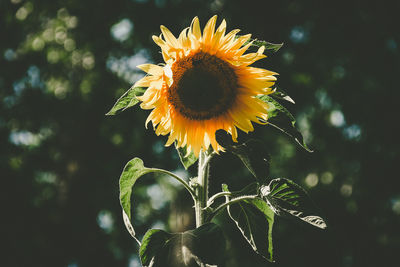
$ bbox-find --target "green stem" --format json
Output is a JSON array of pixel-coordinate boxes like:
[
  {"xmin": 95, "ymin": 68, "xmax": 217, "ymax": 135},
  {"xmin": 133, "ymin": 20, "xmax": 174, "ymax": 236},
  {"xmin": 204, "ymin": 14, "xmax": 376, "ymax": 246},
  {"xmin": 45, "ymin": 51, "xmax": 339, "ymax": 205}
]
[
  {"xmin": 207, "ymin": 191, "xmax": 232, "ymax": 207},
  {"xmin": 194, "ymin": 150, "xmax": 213, "ymax": 227},
  {"xmin": 206, "ymin": 195, "xmax": 259, "ymax": 221}
]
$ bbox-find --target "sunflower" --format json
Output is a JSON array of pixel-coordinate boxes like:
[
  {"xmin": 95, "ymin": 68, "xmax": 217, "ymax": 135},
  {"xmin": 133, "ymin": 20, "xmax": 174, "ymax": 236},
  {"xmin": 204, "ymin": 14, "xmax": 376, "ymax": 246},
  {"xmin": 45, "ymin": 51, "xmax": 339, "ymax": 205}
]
[{"xmin": 135, "ymin": 16, "xmax": 277, "ymax": 156}]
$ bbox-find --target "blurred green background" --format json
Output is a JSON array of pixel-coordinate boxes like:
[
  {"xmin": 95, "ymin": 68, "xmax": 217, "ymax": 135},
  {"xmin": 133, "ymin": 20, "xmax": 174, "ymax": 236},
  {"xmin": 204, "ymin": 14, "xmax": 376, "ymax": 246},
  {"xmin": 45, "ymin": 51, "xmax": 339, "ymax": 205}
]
[{"xmin": 1, "ymin": 0, "xmax": 399, "ymax": 266}]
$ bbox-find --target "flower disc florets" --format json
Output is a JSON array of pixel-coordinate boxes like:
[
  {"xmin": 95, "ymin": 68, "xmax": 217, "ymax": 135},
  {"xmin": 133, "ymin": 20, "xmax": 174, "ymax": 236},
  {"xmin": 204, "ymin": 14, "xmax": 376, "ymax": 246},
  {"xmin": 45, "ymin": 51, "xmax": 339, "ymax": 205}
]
[{"xmin": 168, "ymin": 51, "xmax": 237, "ymax": 120}]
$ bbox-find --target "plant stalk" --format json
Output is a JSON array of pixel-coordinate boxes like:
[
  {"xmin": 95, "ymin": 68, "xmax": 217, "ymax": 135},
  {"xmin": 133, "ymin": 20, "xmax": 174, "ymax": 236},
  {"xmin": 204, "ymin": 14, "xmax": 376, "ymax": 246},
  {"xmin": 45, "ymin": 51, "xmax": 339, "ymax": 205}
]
[{"xmin": 194, "ymin": 150, "xmax": 211, "ymax": 227}]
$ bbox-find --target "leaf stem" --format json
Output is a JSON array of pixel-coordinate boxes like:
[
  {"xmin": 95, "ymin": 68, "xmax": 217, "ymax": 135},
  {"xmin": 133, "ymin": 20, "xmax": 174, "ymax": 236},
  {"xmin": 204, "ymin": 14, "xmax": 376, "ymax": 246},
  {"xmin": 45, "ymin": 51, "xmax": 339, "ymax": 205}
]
[
  {"xmin": 207, "ymin": 191, "xmax": 232, "ymax": 207},
  {"xmin": 207, "ymin": 195, "xmax": 259, "ymax": 221},
  {"xmin": 149, "ymin": 168, "xmax": 196, "ymax": 199}
]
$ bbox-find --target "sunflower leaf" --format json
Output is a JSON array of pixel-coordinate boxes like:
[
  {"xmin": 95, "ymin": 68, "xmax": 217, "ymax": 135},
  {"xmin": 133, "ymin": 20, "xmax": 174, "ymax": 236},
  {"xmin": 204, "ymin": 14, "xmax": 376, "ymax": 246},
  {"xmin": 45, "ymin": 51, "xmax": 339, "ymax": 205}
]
[
  {"xmin": 139, "ymin": 223, "xmax": 225, "ymax": 267},
  {"xmin": 270, "ymin": 89, "xmax": 295, "ymax": 104},
  {"xmin": 261, "ymin": 178, "xmax": 327, "ymax": 229},
  {"xmin": 215, "ymin": 131, "xmax": 270, "ymax": 183},
  {"xmin": 250, "ymin": 39, "xmax": 283, "ymax": 53},
  {"xmin": 139, "ymin": 229, "xmax": 171, "ymax": 266},
  {"xmin": 259, "ymin": 95, "xmax": 313, "ymax": 152},
  {"xmin": 106, "ymin": 86, "xmax": 146, "ymax": 115},
  {"xmin": 268, "ymin": 118, "xmax": 313, "ymax": 152},
  {"xmin": 119, "ymin": 157, "xmax": 155, "ymax": 238},
  {"xmin": 225, "ymin": 183, "xmax": 275, "ymax": 262},
  {"xmin": 175, "ymin": 143, "xmax": 198, "ymax": 170},
  {"xmin": 259, "ymin": 95, "xmax": 295, "ymax": 122}
]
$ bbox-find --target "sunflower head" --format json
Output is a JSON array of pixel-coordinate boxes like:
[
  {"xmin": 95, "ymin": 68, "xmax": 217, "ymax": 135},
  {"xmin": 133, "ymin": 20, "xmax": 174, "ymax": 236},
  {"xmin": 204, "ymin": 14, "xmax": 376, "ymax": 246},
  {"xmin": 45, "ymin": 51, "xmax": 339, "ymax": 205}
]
[{"xmin": 135, "ymin": 16, "xmax": 277, "ymax": 156}]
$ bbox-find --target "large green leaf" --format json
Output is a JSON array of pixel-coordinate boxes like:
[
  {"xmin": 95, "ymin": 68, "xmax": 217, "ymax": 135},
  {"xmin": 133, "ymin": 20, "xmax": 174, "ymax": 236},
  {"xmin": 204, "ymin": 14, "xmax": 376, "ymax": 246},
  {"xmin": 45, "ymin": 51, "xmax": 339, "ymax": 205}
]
[
  {"xmin": 261, "ymin": 178, "xmax": 327, "ymax": 229},
  {"xmin": 119, "ymin": 157, "xmax": 155, "ymax": 237},
  {"xmin": 106, "ymin": 86, "xmax": 146, "ymax": 115},
  {"xmin": 139, "ymin": 223, "xmax": 225, "ymax": 267},
  {"xmin": 228, "ymin": 199, "xmax": 274, "ymax": 262},
  {"xmin": 139, "ymin": 229, "xmax": 171, "ymax": 266},
  {"xmin": 175, "ymin": 143, "xmax": 198, "ymax": 170},
  {"xmin": 226, "ymin": 184, "xmax": 275, "ymax": 262},
  {"xmin": 216, "ymin": 130, "xmax": 270, "ymax": 183},
  {"xmin": 259, "ymin": 95, "xmax": 313, "ymax": 152}
]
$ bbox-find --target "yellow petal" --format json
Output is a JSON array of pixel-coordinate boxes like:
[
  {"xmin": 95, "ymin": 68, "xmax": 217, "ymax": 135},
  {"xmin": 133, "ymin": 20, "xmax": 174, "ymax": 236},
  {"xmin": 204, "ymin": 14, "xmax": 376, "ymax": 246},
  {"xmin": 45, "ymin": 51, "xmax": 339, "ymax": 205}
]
[
  {"xmin": 178, "ymin": 27, "xmax": 190, "ymax": 49},
  {"xmin": 203, "ymin": 15, "xmax": 217, "ymax": 44},
  {"xmin": 160, "ymin": 25, "xmax": 179, "ymax": 48},
  {"xmin": 133, "ymin": 76, "xmax": 155, "ymax": 87},
  {"xmin": 152, "ymin": 35, "xmax": 167, "ymax": 49},
  {"xmin": 137, "ymin": 64, "xmax": 164, "ymax": 76},
  {"xmin": 190, "ymin": 17, "xmax": 202, "ymax": 40},
  {"xmin": 230, "ymin": 34, "xmax": 252, "ymax": 50}
]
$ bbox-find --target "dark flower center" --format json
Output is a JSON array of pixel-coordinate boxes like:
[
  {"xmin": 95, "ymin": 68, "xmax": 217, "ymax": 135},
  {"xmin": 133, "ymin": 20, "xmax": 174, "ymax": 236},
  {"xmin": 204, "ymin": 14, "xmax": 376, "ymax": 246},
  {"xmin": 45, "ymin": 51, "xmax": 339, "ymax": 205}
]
[{"xmin": 168, "ymin": 51, "xmax": 238, "ymax": 120}]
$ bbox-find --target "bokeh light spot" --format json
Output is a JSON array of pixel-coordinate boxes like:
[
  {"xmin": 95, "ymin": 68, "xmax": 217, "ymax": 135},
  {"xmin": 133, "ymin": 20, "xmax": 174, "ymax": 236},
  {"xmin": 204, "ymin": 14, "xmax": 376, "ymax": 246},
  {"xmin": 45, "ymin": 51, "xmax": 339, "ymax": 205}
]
[
  {"xmin": 315, "ymin": 89, "xmax": 333, "ymax": 110},
  {"xmin": 64, "ymin": 38, "xmax": 76, "ymax": 51},
  {"xmin": 42, "ymin": 28, "xmax": 54, "ymax": 42},
  {"xmin": 82, "ymin": 52, "xmax": 95, "ymax": 70},
  {"xmin": 290, "ymin": 26, "xmax": 309, "ymax": 44},
  {"xmin": 111, "ymin": 134, "xmax": 123, "ymax": 146},
  {"xmin": 47, "ymin": 49, "xmax": 61, "ymax": 64},
  {"xmin": 35, "ymin": 171, "xmax": 57, "ymax": 184},
  {"xmin": 4, "ymin": 49, "xmax": 17, "ymax": 61},
  {"xmin": 332, "ymin": 65, "xmax": 346, "ymax": 80},
  {"xmin": 282, "ymin": 51, "xmax": 294, "ymax": 64},
  {"xmin": 391, "ymin": 198, "xmax": 400, "ymax": 215},
  {"xmin": 97, "ymin": 210, "xmax": 114, "ymax": 233},
  {"xmin": 111, "ymin": 18, "xmax": 134, "ymax": 42},
  {"xmin": 321, "ymin": 171, "xmax": 334, "ymax": 185},
  {"xmin": 330, "ymin": 110, "xmax": 345, "ymax": 127},
  {"xmin": 146, "ymin": 184, "xmax": 167, "ymax": 210},
  {"xmin": 46, "ymin": 78, "xmax": 70, "ymax": 99},
  {"xmin": 32, "ymin": 37, "xmax": 45, "ymax": 51},
  {"xmin": 9, "ymin": 157, "xmax": 23, "ymax": 170},
  {"xmin": 55, "ymin": 27, "xmax": 67, "ymax": 44},
  {"xmin": 340, "ymin": 184, "xmax": 353, "ymax": 197},
  {"xmin": 386, "ymin": 38, "xmax": 397, "ymax": 52},
  {"xmin": 152, "ymin": 140, "xmax": 165, "ymax": 154},
  {"xmin": 9, "ymin": 130, "xmax": 41, "ymax": 146},
  {"xmin": 106, "ymin": 49, "xmax": 151, "ymax": 82},
  {"xmin": 343, "ymin": 124, "xmax": 362, "ymax": 141},
  {"xmin": 305, "ymin": 173, "xmax": 319, "ymax": 187},
  {"xmin": 66, "ymin": 16, "xmax": 78, "ymax": 28},
  {"xmin": 16, "ymin": 2, "xmax": 33, "ymax": 21},
  {"xmin": 128, "ymin": 255, "xmax": 141, "ymax": 267}
]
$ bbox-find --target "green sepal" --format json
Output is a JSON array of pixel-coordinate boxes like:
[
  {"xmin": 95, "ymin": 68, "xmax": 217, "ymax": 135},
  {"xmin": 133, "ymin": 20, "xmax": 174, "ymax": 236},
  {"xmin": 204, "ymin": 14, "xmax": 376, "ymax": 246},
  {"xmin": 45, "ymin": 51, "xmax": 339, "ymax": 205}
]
[
  {"xmin": 106, "ymin": 86, "xmax": 146, "ymax": 115},
  {"xmin": 139, "ymin": 223, "xmax": 226, "ymax": 267},
  {"xmin": 259, "ymin": 95, "xmax": 313, "ymax": 152},
  {"xmin": 262, "ymin": 178, "xmax": 327, "ymax": 229},
  {"xmin": 175, "ymin": 143, "xmax": 198, "ymax": 170}
]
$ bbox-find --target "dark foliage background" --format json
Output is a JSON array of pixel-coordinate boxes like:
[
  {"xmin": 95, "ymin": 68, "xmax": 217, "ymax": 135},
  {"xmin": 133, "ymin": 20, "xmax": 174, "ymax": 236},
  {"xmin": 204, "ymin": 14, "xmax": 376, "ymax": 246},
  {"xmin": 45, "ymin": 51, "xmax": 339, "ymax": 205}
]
[{"xmin": 1, "ymin": 0, "xmax": 399, "ymax": 266}]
